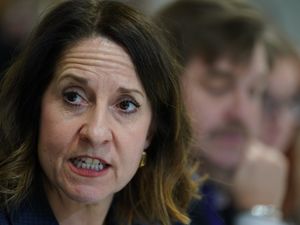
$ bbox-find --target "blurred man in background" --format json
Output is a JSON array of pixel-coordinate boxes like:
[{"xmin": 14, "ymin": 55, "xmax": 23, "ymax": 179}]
[{"xmin": 155, "ymin": 0, "xmax": 288, "ymax": 224}]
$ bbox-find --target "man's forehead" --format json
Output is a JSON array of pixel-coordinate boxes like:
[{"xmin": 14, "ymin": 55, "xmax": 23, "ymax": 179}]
[
  {"xmin": 194, "ymin": 41, "xmax": 268, "ymax": 70},
  {"xmin": 200, "ymin": 46, "xmax": 268, "ymax": 79}
]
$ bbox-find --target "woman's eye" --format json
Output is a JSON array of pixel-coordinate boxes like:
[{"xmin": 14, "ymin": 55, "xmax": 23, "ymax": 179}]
[
  {"xmin": 63, "ymin": 90, "xmax": 85, "ymax": 106},
  {"xmin": 117, "ymin": 99, "xmax": 140, "ymax": 114}
]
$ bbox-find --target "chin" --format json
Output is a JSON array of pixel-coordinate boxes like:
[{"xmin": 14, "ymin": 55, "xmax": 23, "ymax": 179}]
[
  {"xmin": 65, "ymin": 185, "xmax": 114, "ymax": 204},
  {"xmin": 210, "ymin": 152, "xmax": 241, "ymax": 169}
]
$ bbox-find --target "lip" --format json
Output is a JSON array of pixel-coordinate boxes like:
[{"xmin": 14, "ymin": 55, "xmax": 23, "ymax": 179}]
[
  {"xmin": 213, "ymin": 133, "xmax": 245, "ymax": 146},
  {"xmin": 68, "ymin": 155, "xmax": 111, "ymax": 177}
]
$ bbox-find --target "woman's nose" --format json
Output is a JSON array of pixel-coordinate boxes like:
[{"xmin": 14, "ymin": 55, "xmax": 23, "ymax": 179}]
[{"xmin": 79, "ymin": 108, "xmax": 113, "ymax": 148}]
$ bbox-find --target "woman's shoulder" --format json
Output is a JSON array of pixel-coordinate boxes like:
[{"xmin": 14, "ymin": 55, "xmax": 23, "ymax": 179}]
[
  {"xmin": 0, "ymin": 186, "xmax": 59, "ymax": 225},
  {"xmin": 0, "ymin": 208, "xmax": 10, "ymax": 225}
]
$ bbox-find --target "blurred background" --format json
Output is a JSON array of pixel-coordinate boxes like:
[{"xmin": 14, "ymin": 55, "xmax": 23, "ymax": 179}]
[
  {"xmin": 1, "ymin": 0, "xmax": 300, "ymax": 76},
  {"xmin": 0, "ymin": 0, "xmax": 62, "ymax": 76}
]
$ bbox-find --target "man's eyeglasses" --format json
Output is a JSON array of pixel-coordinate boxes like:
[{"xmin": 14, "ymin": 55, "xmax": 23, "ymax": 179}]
[{"xmin": 263, "ymin": 92, "xmax": 300, "ymax": 116}]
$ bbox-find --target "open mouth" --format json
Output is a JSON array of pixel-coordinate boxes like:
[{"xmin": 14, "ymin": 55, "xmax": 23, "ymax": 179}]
[{"xmin": 70, "ymin": 156, "xmax": 109, "ymax": 172}]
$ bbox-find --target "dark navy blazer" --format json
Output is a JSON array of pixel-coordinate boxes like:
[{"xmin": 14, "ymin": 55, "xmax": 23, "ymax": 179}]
[
  {"xmin": 0, "ymin": 187, "xmax": 58, "ymax": 225},
  {"xmin": 184, "ymin": 183, "xmax": 234, "ymax": 225},
  {"xmin": 0, "ymin": 185, "xmax": 118, "ymax": 225}
]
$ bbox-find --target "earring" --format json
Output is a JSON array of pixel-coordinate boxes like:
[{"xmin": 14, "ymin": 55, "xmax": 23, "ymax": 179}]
[{"xmin": 139, "ymin": 151, "xmax": 147, "ymax": 168}]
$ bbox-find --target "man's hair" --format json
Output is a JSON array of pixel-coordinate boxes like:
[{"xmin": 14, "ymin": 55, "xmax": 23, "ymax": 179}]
[{"xmin": 155, "ymin": 0, "xmax": 266, "ymax": 65}]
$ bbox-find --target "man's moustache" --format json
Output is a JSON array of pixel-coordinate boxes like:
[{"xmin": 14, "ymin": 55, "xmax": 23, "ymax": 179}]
[{"xmin": 208, "ymin": 121, "xmax": 249, "ymax": 139}]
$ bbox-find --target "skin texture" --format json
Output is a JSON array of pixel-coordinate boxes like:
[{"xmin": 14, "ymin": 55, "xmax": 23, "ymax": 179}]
[
  {"xmin": 261, "ymin": 57, "xmax": 300, "ymax": 151},
  {"xmin": 181, "ymin": 43, "xmax": 267, "ymax": 179},
  {"xmin": 38, "ymin": 37, "xmax": 152, "ymax": 225}
]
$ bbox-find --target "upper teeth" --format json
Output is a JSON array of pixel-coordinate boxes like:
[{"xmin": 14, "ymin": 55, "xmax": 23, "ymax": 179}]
[{"xmin": 72, "ymin": 157, "xmax": 106, "ymax": 171}]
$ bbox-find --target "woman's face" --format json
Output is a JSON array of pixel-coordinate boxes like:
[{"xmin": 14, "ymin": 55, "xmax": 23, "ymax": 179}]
[
  {"xmin": 261, "ymin": 57, "xmax": 299, "ymax": 151},
  {"xmin": 38, "ymin": 37, "xmax": 152, "ymax": 205}
]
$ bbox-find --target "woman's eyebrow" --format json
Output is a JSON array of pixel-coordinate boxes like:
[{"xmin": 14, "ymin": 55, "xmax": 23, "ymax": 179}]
[
  {"xmin": 57, "ymin": 73, "xmax": 89, "ymax": 85},
  {"xmin": 57, "ymin": 74, "xmax": 145, "ymax": 98},
  {"xmin": 117, "ymin": 87, "xmax": 145, "ymax": 98}
]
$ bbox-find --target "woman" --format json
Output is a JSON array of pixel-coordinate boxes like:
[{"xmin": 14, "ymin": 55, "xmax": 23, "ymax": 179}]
[
  {"xmin": 0, "ymin": 1, "xmax": 198, "ymax": 225},
  {"xmin": 261, "ymin": 27, "xmax": 300, "ymax": 224}
]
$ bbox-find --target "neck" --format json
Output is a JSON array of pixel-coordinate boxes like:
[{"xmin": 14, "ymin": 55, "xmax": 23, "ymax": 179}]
[
  {"xmin": 44, "ymin": 183, "xmax": 113, "ymax": 225},
  {"xmin": 53, "ymin": 202, "xmax": 110, "ymax": 225}
]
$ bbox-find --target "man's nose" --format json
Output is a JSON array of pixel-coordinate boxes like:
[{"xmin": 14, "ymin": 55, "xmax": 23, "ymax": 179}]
[{"xmin": 227, "ymin": 88, "xmax": 249, "ymax": 120}]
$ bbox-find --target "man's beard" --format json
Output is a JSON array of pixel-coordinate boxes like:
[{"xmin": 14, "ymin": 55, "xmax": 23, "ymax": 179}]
[{"xmin": 194, "ymin": 118, "xmax": 252, "ymax": 182}]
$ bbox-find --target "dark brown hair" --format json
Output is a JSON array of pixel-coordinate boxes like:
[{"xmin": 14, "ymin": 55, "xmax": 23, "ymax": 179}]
[
  {"xmin": 155, "ymin": 0, "xmax": 266, "ymax": 66},
  {"xmin": 0, "ymin": 1, "xmax": 197, "ymax": 224}
]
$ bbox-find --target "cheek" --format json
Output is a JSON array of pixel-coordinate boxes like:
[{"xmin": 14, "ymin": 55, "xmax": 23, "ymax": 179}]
[
  {"xmin": 190, "ymin": 97, "xmax": 226, "ymax": 133},
  {"xmin": 184, "ymin": 96, "xmax": 220, "ymax": 153},
  {"xmin": 250, "ymin": 100, "xmax": 262, "ymax": 116},
  {"xmin": 122, "ymin": 125, "xmax": 149, "ymax": 152},
  {"xmin": 38, "ymin": 115, "xmax": 63, "ymax": 177},
  {"xmin": 115, "ymin": 129, "xmax": 147, "ymax": 188},
  {"xmin": 183, "ymin": 89, "xmax": 210, "ymax": 128},
  {"xmin": 39, "ymin": 108, "xmax": 65, "ymax": 155},
  {"xmin": 119, "ymin": 120, "xmax": 151, "ymax": 166},
  {"xmin": 38, "ymin": 145, "xmax": 58, "ymax": 179},
  {"xmin": 279, "ymin": 116, "xmax": 296, "ymax": 139},
  {"xmin": 38, "ymin": 103, "xmax": 75, "ymax": 174}
]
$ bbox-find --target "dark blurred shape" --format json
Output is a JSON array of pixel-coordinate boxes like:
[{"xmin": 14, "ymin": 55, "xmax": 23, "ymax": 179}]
[{"xmin": 0, "ymin": 0, "xmax": 62, "ymax": 78}]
